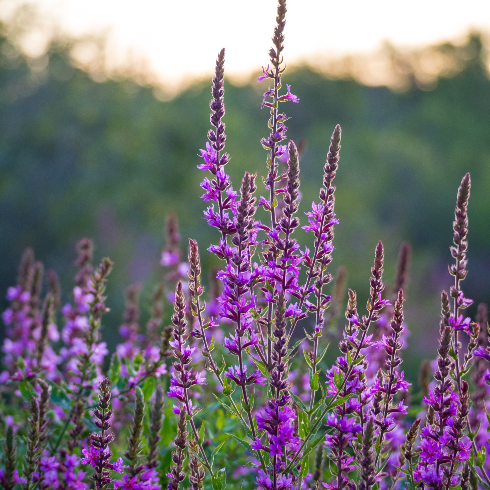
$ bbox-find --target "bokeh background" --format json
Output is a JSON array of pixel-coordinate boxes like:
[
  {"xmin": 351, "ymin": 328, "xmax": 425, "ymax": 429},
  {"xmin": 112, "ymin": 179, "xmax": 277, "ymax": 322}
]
[{"xmin": 0, "ymin": 0, "xmax": 489, "ymax": 386}]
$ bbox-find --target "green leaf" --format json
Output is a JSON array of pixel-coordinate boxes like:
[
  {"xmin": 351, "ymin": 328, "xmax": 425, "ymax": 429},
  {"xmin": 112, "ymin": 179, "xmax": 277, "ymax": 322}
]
[
  {"xmin": 477, "ymin": 446, "xmax": 487, "ymax": 467},
  {"xmin": 216, "ymin": 409, "xmax": 225, "ymax": 430},
  {"xmin": 50, "ymin": 383, "xmax": 71, "ymax": 409},
  {"xmin": 248, "ymin": 387, "xmax": 255, "ymax": 411},
  {"xmin": 298, "ymin": 410, "xmax": 310, "ymax": 439},
  {"xmin": 394, "ymin": 465, "xmax": 410, "ymax": 476},
  {"xmin": 302, "ymin": 432, "xmax": 326, "ymax": 459},
  {"xmin": 254, "ymin": 359, "xmax": 271, "ymax": 379},
  {"xmin": 199, "ymin": 421, "xmax": 207, "ymax": 445},
  {"xmin": 316, "ymin": 343, "xmax": 330, "ymax": 364},
  {"xmin": 19, "ymin": 380, "xmax": 36, "ymax": 400},
  {"xmin": 353, "ymin": 354, "xmax": 367, "ymax": 365},
  {"xmin": 219, "ymin": 357, "xmax": 227, "ymax": 377},
  {"xmin": 310, "ymin": 372, "xmax": 319, "ymax": 392},
  {"xmin": 108, "ymin": 353, "xmax": 121, "ymax": 383},
  {"xmin": 142, "ymin": 377, "xmax": 155, "ymax": 400},
  {"xmin": 226, "ymin": 433, "xmax": 252, "ymax": 452},
  {"xmin": 290, "ymin": 393, "xmax": 308, "ymax": 413},
  {"xmin": 303, "ymin": 349, "xmax": 313, "ymax": 369},
  {"xmin": 469, "ymin": 419, "xmax": 482, "ymax": 440},
  {"xmin": 161, "ymin": 406, "xmax": 176, "ymax": 446},
  {"xmin": 300, "ymin": 455, "xmax": 309, "ymax": 478},
  {"xmin": 212, "ymin": 439, "xmax": 228, "ymax": 457},
  {"xmin": 212, "ymin": 394, "xmax": 238, "ymax": 417},
  {"xmin": 287, "ymin": 337, "xmax": 306, "ymax": 357},
  {"xmin": 303, "ymin": 328, "xmax": 315, "ymax": 342},
  {"xmin": 222, "ymin": 376, "xmax": 234, "ymax": 397},
  {"xmin": 116, "ymin": 376, "xmax": 129, "ymax": 392},
  {"xmin": 333, "ymin": 370, "xmax": 343, "ymax": 389},
  {"xmin": 211, "ymin": 440, "xmax": 228, "ymax": 468},
  {"xmin": 309, "ymin": 399, "xmax": 324, "ymax": 419},
  {"xmin": 212, "ymin": 468, "xmax": 227, "ymax": 490}
]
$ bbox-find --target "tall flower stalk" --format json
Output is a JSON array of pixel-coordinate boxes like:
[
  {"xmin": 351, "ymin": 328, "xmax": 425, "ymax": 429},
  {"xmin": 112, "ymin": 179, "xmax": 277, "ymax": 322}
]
[
  {"xmin": 167, "ymin": 281, "xmax": 211, "ymax": 473},
  {"xmin": 82, "ymin": 378, "xmax": 123, "ymax": 489},
  {"xmin": 448, "ymin": 173, "xmax": 471, "ymax": 391}
]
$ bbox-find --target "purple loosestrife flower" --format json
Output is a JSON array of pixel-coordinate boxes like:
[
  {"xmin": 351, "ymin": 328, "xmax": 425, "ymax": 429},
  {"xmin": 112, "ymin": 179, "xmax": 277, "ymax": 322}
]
[
  {"xmin": 370, "ymin": 290, "xmax": 410, "ymax": 447},
  {"xmin": 358, "ymin": 419, "xmax": 376, "ymax": 490},
  {"xmin": 166, "ymin": 408, "xmax": 188, "ymax": 490},
  {"xmin": 82, "ymin": 378, "xmax": 124, "ymax": 489},
  {"xmin": 253, "ymin": 398, "xmax": 301, "ymax": 484},
  {"xmin": 323, "ymin": 244, "xmax": 388, "ymax": 490},
  {"xmin": 366, "ymin": 290, "xmax": 411, "ymax": 484},
  {"xmin": 1, "ymin": 426, "xmax": 20, "ymax": 490},
  {"xmin": 55, "ymin": 451, "xmax": 89, "ymax": 490},
  {"xmin": 274, "ymin": 141, "xmax": 302, "ymax": 301},
  {"xmin": 218, "ymin": 171, "xmax": 258, "ymax": 334},
  {"xmin": 161, "ymin": 213, "xmax": 182, "ymax": 269},
  {"xmin": 147, "ymin": 384, "xmax": 165, "ymax": 471},
  {"xmin": 187, "ymin": 237, "xmax": 226, "ymax": 375},
  {"xmin": 198, "ymin": 49, "xmax": 237, "ymax": 242},
  {"xmin": 61, "ymin": 239, "xmax": 93, "ymax": 342},
  {"xmin": 23, "ymin": 396, "xmax": 41, "ymax": 490},
  {"xmin": 256, "ymin": 2, "xmax": 301, "ymax": 381},
  {"xmin": 1, "ymin": 249, "xmax": 61, "ymax": 383},
  {"xmin": 469, "ymin": 304, "xmax": 490, "ymax": 451},
  {"xmin": 167, "ymin": 281, "xmax": 205, "ymax": 416},
  {"xmin": 447, "ymin": 174, "xmax": 472, "ymax": 384},
  {"xmin": 124, "ymin": 387, "xmax": 145, "ymax": 479},
  {"xmin": 116, "ymin": 284, "xmax": 142, "ymax": 372},
  {"xmin": 60, "ymin": 240, "xmax": 97, "ymax": 386},
  {"xmin": 288, "ymin": 125, "xmax": 341, "ymax": 353},
  {"xmin": 188, "ymin": 440, "xmax": 205, "ymax": 490},
  {"xmin": 365, "ymin": 242, "xmax": 411, "ymax": 382},
  {"xmin": 144, "ymin": 283, "xmax": 165, "ymax": 349},
  {"xmin": 69, "ymin": 258, "xmax": 112, "ymax": 392},
  {"xmin": 224, "ymin": 365, "xmax": 266, "ymax": 386},
  {"xmin": 270, "ymin": 292, "xmax": 289, "ymax": 394},
  {"xmin": 415, "ymin": 323, "xmax": 471, "ymax": 489},
  {"xmin": 444, "ymin": 381, "xmax": 471, "ymax": 486},
  {"xmin": 253, "ymin": 286, "xmax": 303, "ymax": 490},
  {"xmin": 112, "ymin": 283, "xmax": 168, "ymax": 392},
  {"xmin": 258, "ymin": 0, "xmax": 298, "ymax": 214},
  {"xmin": 218, "ymin": 173, "xmax": 259, "ymax": 354}
]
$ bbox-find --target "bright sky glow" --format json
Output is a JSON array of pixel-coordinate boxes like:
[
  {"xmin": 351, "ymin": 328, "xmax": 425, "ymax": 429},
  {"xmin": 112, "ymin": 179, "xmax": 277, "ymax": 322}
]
[{"xmin": 2, "ymin": 0, "xmax": 490, "ymax": 94}]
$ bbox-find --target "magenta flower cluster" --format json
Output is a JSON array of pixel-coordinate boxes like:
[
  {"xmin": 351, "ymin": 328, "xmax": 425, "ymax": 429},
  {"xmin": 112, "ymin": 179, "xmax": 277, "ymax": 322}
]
[{"xmin": 1, "ymin": 2, "xmax": 490, "ymax": 490}]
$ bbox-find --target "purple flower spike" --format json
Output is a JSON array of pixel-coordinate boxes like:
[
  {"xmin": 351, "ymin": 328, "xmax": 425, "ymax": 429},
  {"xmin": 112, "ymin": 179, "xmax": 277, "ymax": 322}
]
[
  {"xmin": 167, "ymin": 282, "xmax": 203, "ymax": 417},
  {"xmin": 82, "ymin": 378, "xmax": 123, "ymax": 490}
]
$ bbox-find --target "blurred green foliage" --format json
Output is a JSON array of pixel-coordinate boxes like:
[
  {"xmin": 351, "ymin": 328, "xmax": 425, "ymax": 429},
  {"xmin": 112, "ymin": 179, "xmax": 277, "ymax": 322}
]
[{"xmin": 0, "ymin": 17, "xmax": 489, "ymax": 374}]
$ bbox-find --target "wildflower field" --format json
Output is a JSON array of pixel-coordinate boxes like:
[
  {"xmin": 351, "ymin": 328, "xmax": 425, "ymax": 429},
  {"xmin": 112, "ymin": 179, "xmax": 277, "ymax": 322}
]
[{"xmin": 1, "ymin": 1, "xmax": 490, "ymax": 490}]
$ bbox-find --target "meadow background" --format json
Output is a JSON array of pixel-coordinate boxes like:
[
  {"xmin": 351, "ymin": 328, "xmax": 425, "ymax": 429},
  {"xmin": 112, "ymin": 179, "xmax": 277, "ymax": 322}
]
[{"xmin": 0, "ymin": 2, "xmax": 489, "ymax": 389}]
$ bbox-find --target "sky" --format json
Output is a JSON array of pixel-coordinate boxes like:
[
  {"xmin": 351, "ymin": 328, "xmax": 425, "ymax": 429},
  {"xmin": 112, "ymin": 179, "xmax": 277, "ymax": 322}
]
[{"xmin": 2, "ymin": 0, "xmax": 490, "ymax": 94}]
